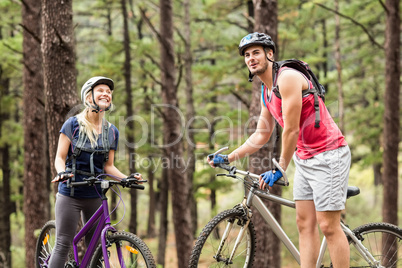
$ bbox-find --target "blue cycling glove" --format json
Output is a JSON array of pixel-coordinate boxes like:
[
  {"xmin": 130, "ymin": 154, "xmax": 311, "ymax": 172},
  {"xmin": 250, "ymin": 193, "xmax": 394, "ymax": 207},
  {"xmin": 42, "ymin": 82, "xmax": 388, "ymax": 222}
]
[
  {"xmin": 208, "ymin": 154, "xmax": 229, "ymax": 166},
  {"xmin": 261, "ymin": 169, "xmax": 283, "ymax": 187}
]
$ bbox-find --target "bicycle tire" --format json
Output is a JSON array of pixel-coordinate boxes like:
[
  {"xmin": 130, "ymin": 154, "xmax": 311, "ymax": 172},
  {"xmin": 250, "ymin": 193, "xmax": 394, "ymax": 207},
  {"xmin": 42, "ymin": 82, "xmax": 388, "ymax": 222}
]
[
  {"xmin": 348, "ymin": 223, "xmax": 402, "ymax": 268},
  {"xmin": 189, "ymin": 208, "xmax": 256, "ymax": 268},
  {"xmin": 89, "ymin": 231, "xmax": 156, "ymax": 268},
  {"xmin": 323, "ymin": 222, "xmax": 402, "ymax": 268},
  {"xmin": 35, "ymin": 220, "xmax": 56, "ymax": 268}
]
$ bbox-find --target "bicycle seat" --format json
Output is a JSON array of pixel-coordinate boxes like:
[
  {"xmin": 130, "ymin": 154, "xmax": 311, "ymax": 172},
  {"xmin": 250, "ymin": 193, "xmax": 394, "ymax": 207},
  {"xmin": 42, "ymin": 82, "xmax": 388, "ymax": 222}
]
[{"xmin": 346, "ymin": 186, "xmax": 360, "ymax": 199}]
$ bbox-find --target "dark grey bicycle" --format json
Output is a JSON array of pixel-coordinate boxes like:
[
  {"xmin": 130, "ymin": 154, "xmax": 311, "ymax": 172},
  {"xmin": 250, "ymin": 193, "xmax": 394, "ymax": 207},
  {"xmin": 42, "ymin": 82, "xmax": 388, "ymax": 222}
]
[{"xmin": 189, "ymin": 147, "xmax": 402, "ymax": 268}]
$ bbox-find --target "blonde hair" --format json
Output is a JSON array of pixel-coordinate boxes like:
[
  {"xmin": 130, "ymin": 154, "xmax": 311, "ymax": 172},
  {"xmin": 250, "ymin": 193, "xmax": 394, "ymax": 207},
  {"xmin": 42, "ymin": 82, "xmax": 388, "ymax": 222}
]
[
  {"xmin": 76, "ymin": 91, "xmax": 103, "ymax": 148},
  {"xmin": 75, "ymin": 108, "xmax": 99, "ymax": 148}
]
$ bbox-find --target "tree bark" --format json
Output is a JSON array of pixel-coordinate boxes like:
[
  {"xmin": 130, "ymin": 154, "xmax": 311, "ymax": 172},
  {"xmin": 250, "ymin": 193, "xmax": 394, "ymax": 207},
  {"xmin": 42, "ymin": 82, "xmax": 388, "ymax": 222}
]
[
  {"xmin": 183, "ymin": 0, "xmax": 197, "ymax": 237},
  {"xmin": 41, "ymin": 0, "xmax": 79, "ymax": 178},
  {"xmin": 121, "ymin": 0, "xmax": 138, "ymax": 235},
  {"xmin": 382, "ymin": 0, "xmax": 399, "ymax": 227},
  {"xmin": 22, "ymin": 1, "xmax": 48, "ymax": 267},
  {"xmin": 250, "ymin": 1, "xmax": 282, "ymax": 267},
  {"xmin": 382, "ymin": 1, "xmax": 400, "ymax": 265},
  {"xmin": 159, "ymin": 0, "xmax": 193, "ymax": 267},
  {"xmin": 146, "ymin": 156, "xmax": 156, "ymax": 237},
  {"xmin": 334, "ymin": 0, "xmax": 345, "ymax": 132},
  {"xmin": 157, "ymin": 166, "xmax": 169, "ymax": 266},
  {"xmin": 0, "ymin": 76, "xmax": 12, "ymax": 267}
]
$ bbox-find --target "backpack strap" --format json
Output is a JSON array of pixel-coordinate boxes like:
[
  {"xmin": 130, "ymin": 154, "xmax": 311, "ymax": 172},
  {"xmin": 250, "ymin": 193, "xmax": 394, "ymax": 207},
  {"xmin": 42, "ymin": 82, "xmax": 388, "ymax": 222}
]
[
  {"xmin": 67, "ymin": 123, "xmax": 87, "ymax": 196},
  {"xmin": 101, "ymin": 119, "xmax": 110, "ymax": 164},
  {"xmin": 272, "ymin": 60, "xmax": 322, "ymax": 128},
  {"xmin": 66, "ymin": 119, "xmax": 112, "ymax": 197}
]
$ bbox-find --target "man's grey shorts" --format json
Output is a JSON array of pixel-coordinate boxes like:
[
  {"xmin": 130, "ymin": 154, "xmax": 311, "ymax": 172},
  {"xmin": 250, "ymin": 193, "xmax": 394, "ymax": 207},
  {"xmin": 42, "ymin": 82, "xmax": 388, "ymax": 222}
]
[{"xmin": 293, "ymin": 145, "xmax": 351, "ymax": 211}]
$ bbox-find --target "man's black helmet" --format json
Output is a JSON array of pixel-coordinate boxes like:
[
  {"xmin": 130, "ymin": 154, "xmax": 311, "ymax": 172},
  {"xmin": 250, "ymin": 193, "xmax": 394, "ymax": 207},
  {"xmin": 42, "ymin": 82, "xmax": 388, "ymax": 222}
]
[{"xmin": 238, "ymin": 32, "xmax": 276, "ymax": 56}]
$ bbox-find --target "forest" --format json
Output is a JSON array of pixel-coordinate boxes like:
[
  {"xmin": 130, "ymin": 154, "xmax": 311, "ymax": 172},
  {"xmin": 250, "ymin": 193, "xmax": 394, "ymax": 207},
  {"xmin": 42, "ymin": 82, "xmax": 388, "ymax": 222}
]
[{"xmin": 0, "ymin": 0, "xmax": 400, "ymax": 267}]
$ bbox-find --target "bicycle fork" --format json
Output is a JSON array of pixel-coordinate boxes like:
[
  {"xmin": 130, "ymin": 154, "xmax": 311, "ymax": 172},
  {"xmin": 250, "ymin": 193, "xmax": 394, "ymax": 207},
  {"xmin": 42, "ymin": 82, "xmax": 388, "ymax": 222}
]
[{"xmin": 214, "ymin": 200, "xmax": 251, "ymax": 265}]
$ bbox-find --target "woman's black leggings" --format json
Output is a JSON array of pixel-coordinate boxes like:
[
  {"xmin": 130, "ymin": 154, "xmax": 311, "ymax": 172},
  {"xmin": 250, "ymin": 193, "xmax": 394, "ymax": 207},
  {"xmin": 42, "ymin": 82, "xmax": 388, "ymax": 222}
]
[{"xmin": 48, "ymin": 193, "xmax": 101, "ymax": 268}]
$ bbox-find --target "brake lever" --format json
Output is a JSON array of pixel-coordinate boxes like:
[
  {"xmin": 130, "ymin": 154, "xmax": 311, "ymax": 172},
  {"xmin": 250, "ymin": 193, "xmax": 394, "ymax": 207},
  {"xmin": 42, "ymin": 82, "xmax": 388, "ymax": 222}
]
[
  {"xmin": 84, "ymin": 176, "xmax": 97, "ymax": 186},
  {"xmin": 272, "ymin": 159, "xmax": 289, "ymax": 186},
  {"xmin": 217, "ymin": 173, "xmax": 236, "ymax": 178},
  {"xmin": 209, "ymin": 146, "xmax": 229, "ymax": 161}
]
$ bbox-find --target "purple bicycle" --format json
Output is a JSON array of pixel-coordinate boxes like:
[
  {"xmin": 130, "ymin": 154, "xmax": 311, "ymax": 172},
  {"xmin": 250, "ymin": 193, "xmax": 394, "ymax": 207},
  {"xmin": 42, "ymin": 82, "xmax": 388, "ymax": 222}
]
[{"xmin": 35, "ymin": 175, "xmax": 156, "ymax": 268}]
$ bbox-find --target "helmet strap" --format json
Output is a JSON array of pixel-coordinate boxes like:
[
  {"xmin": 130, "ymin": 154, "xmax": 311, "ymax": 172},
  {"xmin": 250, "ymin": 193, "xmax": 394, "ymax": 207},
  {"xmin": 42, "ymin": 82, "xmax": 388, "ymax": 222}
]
[
  {"xmin": 248, "ymin": 70, "xmax": 254, "ymax": 82},
  {"xmin": 91, "ymin": 91, "xmax": 101, "ymax": 113},
  {"xmin": 90, "ymin": 90, "xmax": 111, "ymax": 113}
]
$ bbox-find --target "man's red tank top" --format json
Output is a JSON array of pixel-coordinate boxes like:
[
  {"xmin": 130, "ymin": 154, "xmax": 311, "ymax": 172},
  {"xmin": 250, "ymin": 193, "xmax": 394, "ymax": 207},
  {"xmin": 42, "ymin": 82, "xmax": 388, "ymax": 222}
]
[{"xmin": 262, "ymin": 68, "xmax": 347, "ymax": 159}]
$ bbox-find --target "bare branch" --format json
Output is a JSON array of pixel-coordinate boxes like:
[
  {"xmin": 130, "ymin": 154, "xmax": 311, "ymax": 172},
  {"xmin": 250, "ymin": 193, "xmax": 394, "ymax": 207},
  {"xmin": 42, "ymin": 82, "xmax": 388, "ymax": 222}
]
[
  {"xmin": 230, "ymin": 89, "xmax": 250, "ymax": 109},
  {"xmin": 192, "ymin": 17, "xmax": 248, "ymax": 31},
  {"xmin": 144, "ymin": 52, "xmax": 161, "ymax": 70},
  {"xmin": 2, "ymin": 42, "xmax": 23, "ymax": 54},
  {"xmin": 174, "ymin": 26, "xmax": 187, "ymax": 47},
  {"xmin": 225, "ymin": 19, "xmax": 249, "ymax": 32},
  {"xmin": 144, "ymin": 95, "xmax": 167, "ymax": 121},
  {"xmin": 314, "ymin": 2, "xmax": 383, "ymax": 49},
  {"xmin": 139, "ymin": 7, "xmax": 162, "ymax": 44},
  {"xmin": 378, "ymin": 0, "xmax": 388, "ymax": 14},
  {"xmin": 175, "ymin": 56, "xmax": 183, "ymax": 90},
  {"xmin": 142, "ymin": 68, "xmax": 162, "ymax": 86},
  {"xmin": 19, "ymin": 23, "xmax": 42, "ymax": 44}
]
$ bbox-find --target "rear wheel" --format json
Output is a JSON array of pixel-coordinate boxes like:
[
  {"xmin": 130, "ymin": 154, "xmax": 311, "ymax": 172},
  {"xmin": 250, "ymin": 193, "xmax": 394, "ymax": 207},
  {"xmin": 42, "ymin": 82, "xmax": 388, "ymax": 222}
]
[
  {"xmin": 189, "ymin": 208, "xmax": 256, "ymax": 268},
  {"xmin": 322, "ymin": 222, "xmax": 402, "ymax": 268},
  {"xmin": 89, "ymin": 231, "xmax": 156, "ymax": 268},
  {"xmin": 35, "ymin": 220, "xmax": 56, "ymax": 268},
  {"xmin": 347, "ymin": 223, "xmax": 402, "ymax": 267}
]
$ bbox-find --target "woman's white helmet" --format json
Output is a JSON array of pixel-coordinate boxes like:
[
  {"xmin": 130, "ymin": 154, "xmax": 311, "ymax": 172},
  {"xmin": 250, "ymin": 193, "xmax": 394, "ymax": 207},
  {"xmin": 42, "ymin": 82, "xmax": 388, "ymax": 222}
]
[{"xmin": 81, "ymin": 76, "xmax": 114, "ymax": 112}]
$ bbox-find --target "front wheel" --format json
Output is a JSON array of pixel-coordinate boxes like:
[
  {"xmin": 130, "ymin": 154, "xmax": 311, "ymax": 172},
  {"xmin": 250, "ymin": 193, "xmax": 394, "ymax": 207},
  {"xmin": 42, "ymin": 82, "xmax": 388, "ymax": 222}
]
[
  {"xmin": 189, "ymin": 208, "xmax": 256, "ymax": 268},
  {"xmin": 35, "ymin": 220, "xmax": 56, "ymax": 268},
  {"xmin": 347, "ymin": 222, "xmax": 402, "ymax": 268},
  {"xmin": 89, "ymin": 231, "xmax": 156, "ymax": 268}
]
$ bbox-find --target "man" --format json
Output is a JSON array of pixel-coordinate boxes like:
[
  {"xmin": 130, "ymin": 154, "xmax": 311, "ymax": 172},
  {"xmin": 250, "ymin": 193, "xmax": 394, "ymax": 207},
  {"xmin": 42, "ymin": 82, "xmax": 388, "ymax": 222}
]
[{"xmin": 208, "ymin": 32, "xmax": 351, "ymax": 267}]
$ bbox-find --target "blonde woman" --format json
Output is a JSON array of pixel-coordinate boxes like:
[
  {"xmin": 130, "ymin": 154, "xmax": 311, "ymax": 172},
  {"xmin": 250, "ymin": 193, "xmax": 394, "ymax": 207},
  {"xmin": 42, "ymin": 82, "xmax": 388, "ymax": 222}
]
[{"xmin": 49, "ymin": 76, "xmax": 141, "ymax": 267}]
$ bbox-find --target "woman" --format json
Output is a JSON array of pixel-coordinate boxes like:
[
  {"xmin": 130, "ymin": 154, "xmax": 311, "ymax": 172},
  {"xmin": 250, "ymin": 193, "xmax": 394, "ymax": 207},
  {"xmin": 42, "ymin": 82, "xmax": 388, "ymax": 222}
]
[{"xmin": 49, "ymin": 76, "xmax": 141, "ymax": 267}]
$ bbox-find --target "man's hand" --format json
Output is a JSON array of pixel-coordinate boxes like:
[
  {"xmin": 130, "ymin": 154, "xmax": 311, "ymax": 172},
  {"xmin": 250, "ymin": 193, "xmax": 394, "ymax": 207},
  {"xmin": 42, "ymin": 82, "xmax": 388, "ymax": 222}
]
[
  {"xmin": 259, "ymin": 169, "xmax": 283, "ymax": 189},
  {"xmin": 52, "ymin": 171, "xmax": 74, "ymax": 183},
  {"xmin": 207, "ymin": 154, "xmax": 229, "ymax": 167}
]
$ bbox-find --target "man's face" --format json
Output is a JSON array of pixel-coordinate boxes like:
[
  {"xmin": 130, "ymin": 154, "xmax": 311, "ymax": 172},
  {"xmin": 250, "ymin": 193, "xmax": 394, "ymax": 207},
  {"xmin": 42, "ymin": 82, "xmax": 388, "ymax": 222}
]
[{"xmin": 244, "ymin": 45, "xmax": 269, "ymax": 75}]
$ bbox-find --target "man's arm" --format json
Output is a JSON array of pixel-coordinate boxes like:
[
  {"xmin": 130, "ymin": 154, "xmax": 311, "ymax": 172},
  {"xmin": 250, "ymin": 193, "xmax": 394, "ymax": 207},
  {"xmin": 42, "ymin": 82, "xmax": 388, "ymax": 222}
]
[
  {"xmin": 228, "ymin": 99, "xmax": 275, "ymax": 162},
  {"xmin": 277, "ymin": 70, "xmax": 306, "ymax": 170}
]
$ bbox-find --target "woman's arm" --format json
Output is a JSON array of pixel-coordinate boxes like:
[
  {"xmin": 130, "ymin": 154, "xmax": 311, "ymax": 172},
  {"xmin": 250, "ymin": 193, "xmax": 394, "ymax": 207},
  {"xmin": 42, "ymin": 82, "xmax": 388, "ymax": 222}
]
[
  {"xmin": 104, "ymin": 150, "xmax": 143, "ymax": 180},
  {"xmin": 104, "ymin": 150, "xmax": 127, "ymax": 179},
  {"xmin": 54, "ymin": 133, "xmax": 71, "ymax": 173}
]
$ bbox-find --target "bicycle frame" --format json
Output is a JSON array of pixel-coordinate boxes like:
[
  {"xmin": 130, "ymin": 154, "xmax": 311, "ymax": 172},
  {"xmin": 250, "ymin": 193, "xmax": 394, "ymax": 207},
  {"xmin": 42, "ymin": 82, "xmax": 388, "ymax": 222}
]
[
  {"xmin": 222, "ymin": 169, "xmax": 380, "ymax": 267},
  {"xmin": 70, "ymin": 181, "xmax": 122, "ymax": 268}
]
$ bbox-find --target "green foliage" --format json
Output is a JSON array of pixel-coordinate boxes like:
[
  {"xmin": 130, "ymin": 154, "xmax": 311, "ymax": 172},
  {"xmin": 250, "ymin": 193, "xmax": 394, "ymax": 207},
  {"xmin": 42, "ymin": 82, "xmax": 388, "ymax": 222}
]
[{"xmin": 1, "ymin": 0, "xmax": 400, "ymax": 266}]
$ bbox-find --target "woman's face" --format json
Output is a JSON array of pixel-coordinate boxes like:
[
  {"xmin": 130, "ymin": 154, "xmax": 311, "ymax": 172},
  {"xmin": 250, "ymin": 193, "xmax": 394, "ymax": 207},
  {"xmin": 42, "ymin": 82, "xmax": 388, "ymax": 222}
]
[{"xmin": 90, "ymin": 84, "xmax": 112, "ymax": 110}]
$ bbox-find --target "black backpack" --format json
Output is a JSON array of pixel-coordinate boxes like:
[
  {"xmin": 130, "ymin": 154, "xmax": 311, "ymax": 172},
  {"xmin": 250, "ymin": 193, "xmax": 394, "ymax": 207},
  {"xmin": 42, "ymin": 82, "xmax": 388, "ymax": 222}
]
[{"xmin": 271, "ymin": 59, "xmax": 326, "ymax": 128}]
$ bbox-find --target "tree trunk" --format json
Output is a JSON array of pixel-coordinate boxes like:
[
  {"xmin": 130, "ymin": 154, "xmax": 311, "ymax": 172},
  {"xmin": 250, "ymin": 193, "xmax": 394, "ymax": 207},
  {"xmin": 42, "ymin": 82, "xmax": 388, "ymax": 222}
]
[
  {"xmin": 382, "ymin": 1, "xmax": 400, "ymax": 265},
  {"xmin": 159, "ymin": 0, "xmax": 193, "ymax": 267},
  {"xmin": 22, "ymin": 1, "xmax": 48, "ymax": 267},
  {"xmin": 334, "ymin": 0, "xmax": 345, "ymax": 132},
  {"xmin": 157, "ymin": 167, "xmax": 169, "ymax": 266},
  {"xmin": 146, "ymin": 156, "xmax": 156, "ymax": 237},
  {"xmin": 41, "ymin": 0, "xmax": 78, "ymax": 178},
  {"xmin": 121, "ymin": 0, "xmax": 138, "ymax": 235},
  {"xmin": 250, "ymin": 1, "xmax": 282, "ymax": 267},
  {"xmin": 0, "ymin": 97, "xmax": 12, "ymax": 267},
  {"xmin": 183, "ymin": 0, "xmax": 197, "ymax": 237},
  {"xmin": 382, "ymin": 0, "xmax": 399, "ymax": 227}
]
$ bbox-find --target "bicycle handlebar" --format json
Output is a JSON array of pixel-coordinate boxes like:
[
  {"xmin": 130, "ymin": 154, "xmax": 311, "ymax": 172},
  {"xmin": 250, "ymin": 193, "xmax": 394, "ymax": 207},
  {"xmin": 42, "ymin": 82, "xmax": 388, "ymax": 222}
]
[
  {"xmin": 212, "ymin": 147, "xmax": 289, "ymax": 187},
  {"xmin": 69, "ymin": 175, "xmax": 146, "ymax": 190}
]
